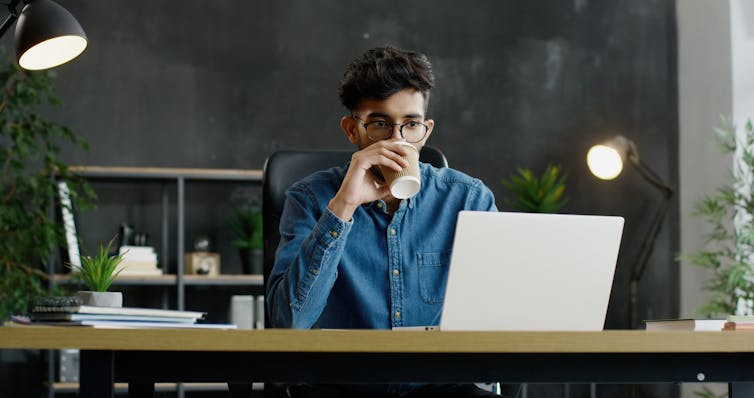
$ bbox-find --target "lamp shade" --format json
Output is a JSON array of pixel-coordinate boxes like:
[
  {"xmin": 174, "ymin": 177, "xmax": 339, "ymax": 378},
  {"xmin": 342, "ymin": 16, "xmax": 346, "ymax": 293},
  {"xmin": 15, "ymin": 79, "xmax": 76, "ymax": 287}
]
[
  {"xmin": 14, "ymin": 0, "xmax": 87, "ymax": 70},
  {"xmin": 587, "ymin": 135, "xmax": 635, "ymax": 180}
]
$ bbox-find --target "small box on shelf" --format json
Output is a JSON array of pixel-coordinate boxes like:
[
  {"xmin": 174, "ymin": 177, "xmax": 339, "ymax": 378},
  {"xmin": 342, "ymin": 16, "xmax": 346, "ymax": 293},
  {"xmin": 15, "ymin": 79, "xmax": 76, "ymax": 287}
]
[{"xmin": 184, "ymin": 252, "xmax": 221, "ymax": 276}]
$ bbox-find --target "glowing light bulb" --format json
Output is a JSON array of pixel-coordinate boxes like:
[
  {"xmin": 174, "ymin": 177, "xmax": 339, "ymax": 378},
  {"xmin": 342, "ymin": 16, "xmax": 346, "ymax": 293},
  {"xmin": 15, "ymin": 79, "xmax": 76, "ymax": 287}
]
[
  {"xmin": 18, "ymin": 35, "xmax": 87, "ymax": 70},
  {"xmin": 587, "ymin": 145, "xmax": 624, "ymax": 180}
]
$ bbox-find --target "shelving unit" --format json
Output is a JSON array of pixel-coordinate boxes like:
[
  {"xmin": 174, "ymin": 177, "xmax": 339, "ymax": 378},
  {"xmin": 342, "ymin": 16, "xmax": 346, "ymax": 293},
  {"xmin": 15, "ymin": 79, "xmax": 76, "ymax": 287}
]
[
  {"xmin": 51, "ymin": 382, "xmax": 263, "ymax": 394},
  {"xmin": 47, "ymin": 166, "xmax": 264, "ymax": 398},
  {"xmin": 52, "ymin": 274, "xmax": 264, "ymax": 287}
]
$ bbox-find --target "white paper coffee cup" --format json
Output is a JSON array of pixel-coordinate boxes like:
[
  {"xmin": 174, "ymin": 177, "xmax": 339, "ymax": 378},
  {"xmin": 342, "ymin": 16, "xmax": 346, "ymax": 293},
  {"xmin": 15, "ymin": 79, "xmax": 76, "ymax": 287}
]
[{"xmin": 381, "ymin": 141, "xmax": 421, "ymax": 199}]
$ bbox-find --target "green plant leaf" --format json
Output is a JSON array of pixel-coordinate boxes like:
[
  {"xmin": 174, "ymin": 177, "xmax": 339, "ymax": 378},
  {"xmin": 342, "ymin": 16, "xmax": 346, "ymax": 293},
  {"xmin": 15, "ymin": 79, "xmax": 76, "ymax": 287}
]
[
  {"xmin": 501, "ymin": 164, "xmax": 568, "ymax": 213},
  {"xmin": 228, "ymin": 208, "xmax": 263, "ymax": 250},
  {"xmin": 0, "ymin": 49, "xmax": 95, "ymax": 320},
  {"xmin": 69, "ymin": 237, "xmax": 124, "ymax": 292}
]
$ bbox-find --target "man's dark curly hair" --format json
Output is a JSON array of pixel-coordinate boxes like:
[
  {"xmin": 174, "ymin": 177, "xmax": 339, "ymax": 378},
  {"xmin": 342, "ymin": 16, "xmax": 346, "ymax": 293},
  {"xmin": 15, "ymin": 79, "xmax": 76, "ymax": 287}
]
[{"xmin": 338, "ymin": 46, "xmax": 435, "ymax": 111}]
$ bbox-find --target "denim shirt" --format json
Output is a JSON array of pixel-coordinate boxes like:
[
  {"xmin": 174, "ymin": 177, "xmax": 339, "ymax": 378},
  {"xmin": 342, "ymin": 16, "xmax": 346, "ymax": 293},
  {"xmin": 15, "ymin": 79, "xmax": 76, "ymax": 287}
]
[{"xmin": 267, "ymin": 162, "xmax": 497, "ymax": 330}]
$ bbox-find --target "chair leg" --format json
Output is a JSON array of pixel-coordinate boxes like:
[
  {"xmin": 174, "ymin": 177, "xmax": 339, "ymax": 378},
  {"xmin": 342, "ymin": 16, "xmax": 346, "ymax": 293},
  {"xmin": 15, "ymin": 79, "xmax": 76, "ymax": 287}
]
[{"xmin": 228, "ymin": 383, "xmax": 253, "ymax": 398}]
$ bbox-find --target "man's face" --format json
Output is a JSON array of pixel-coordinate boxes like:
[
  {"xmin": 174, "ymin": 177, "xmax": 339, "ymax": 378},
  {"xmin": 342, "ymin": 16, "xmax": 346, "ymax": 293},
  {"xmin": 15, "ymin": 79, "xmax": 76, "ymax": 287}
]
[{"xmin": 341, "ymin": 88, "xmax": 435, "ymax": 151}]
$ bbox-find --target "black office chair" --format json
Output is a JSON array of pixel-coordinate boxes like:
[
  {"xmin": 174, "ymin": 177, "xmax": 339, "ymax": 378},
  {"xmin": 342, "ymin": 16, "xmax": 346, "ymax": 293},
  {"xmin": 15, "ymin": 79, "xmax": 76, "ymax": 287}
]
[
  {"xmin": 261, "ymin": 146, "xmax": 448, "ymax": 298},
  {"xmin": 233, "ymin": 146, "xmax": 447, "ymax": 398}
]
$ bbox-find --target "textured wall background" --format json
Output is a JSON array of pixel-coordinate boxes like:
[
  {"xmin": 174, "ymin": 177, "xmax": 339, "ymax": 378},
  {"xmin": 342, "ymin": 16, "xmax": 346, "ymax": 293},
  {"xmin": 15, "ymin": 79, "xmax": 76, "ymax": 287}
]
[{"xmin": 1, "ymin": 1, "xmax": 679, "ymax": 396}]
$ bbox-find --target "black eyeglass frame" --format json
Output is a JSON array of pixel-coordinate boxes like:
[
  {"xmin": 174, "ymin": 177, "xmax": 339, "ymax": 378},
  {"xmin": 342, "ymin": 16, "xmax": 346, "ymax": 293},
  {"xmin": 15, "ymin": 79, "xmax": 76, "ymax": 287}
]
[{"xmin": 351, "ymin": 116, "xmax": 430, "ymax": 143}]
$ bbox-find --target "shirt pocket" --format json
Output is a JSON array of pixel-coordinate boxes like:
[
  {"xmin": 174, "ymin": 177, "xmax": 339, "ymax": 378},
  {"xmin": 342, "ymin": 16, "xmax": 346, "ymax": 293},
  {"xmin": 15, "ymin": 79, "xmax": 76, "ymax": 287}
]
[{"xmin": 416, "ymin": 251, "xmax": 451, "ymax": 305}]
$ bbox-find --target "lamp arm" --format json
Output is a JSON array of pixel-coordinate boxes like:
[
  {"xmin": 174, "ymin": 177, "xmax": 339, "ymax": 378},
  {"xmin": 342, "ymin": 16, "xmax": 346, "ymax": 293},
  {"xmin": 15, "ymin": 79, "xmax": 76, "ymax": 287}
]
[
  {"xmin": 0, "ymin": 0, "xmax": 21, "ymax": 39},
  {"xmin": 629, "ymin": 156, "xmax": 674, "ymax": 199},
  {"xmin": 626, "ymin": 158, "xmax": 674, "ymax": 328},
  {"xmin": 0, "ymin": 15, "xmax": 16, "ymax": 39}
]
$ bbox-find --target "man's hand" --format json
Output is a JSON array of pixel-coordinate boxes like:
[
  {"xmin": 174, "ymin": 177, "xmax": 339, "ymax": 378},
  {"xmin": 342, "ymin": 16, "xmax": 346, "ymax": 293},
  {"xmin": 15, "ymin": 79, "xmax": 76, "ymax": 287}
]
[{"xmin": 328, "ymin": 140, "xmax": 410, "ymax": 221}]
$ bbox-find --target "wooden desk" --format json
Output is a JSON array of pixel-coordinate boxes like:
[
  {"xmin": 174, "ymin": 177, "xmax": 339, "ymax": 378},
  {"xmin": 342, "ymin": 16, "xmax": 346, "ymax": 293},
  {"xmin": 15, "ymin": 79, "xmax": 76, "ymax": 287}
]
[{"xmin": 3, "ymin": 326, "xmax": 754, "ymax": 397}]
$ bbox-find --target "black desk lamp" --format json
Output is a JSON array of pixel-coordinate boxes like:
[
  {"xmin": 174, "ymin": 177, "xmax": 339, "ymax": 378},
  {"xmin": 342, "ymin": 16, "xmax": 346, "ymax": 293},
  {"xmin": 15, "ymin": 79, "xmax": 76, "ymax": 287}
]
[
  {"xmin": 0, "ymin": 0, "xmax": 87, "ymax": 70},
  {"xmin": 587, "ymin": 135, "xmax": 674, "ymax": 329}
]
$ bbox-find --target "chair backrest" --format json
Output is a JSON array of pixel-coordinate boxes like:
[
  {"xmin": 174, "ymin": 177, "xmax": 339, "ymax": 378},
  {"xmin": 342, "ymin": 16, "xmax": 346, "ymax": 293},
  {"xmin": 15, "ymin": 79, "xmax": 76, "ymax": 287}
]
[{"xmin": 262, "ymin": 146, "xmax": 448, "ymax": 296}]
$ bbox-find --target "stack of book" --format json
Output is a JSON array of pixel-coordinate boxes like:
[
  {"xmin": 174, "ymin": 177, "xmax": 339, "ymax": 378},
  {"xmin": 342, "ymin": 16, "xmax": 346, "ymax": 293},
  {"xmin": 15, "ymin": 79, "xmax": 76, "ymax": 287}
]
[
  {"xmin": 723, "ymin": 315, "xmax": 754, "ymax": 331},
  {"xmin": 645, "ymin": 315, "xmax": 754, "ymax": 331},
  {"xmin": 29, "ymin": 300, "xmax": 234, "ymax": 329},
  {"xmin": 117, "ymin": 245, "xmax": 162, "ymax": 276},
  {"xmin": 644, "ymin": 318, "xmax": 726, "ymax": 331}
]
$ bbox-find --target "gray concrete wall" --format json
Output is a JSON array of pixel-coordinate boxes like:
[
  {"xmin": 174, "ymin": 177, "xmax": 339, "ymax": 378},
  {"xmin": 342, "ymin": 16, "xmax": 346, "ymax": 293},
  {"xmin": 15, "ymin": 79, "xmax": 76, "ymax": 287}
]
[{"xmin": 677, "ymin": 1, "xmax": 732, "ymax": 396}]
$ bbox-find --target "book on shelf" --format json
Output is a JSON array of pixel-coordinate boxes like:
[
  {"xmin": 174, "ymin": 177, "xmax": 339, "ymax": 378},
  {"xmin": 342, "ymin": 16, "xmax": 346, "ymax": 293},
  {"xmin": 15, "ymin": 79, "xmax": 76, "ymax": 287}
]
[
  {"xmin": 117, "ymin": 245, "xmax": 161, "ymax": 276},
  {"xmin": 119, "ymin": 245, "xmax": 158, "ymax": 263},
  {"xmin": 644, "ymin": 318, "xmax": 726, "ymax": 331},
  {"xmin": 116, "ymin": 268, "xmax": 163, "ymax": 277}
]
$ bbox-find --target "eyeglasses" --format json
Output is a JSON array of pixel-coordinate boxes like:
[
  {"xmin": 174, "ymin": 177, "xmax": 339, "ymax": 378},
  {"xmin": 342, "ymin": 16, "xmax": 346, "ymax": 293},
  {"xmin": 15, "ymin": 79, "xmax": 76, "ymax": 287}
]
[{"xmin": 352, "ymin": 116, "xmax": 430, "ymax": 143}]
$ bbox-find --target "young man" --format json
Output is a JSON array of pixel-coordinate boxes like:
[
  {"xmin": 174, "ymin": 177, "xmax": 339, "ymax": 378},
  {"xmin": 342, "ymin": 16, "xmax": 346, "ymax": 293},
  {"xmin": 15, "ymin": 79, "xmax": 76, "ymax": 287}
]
[{"xmin": 266, "ymin": 46, "xmax": 498, "ymax": 398}]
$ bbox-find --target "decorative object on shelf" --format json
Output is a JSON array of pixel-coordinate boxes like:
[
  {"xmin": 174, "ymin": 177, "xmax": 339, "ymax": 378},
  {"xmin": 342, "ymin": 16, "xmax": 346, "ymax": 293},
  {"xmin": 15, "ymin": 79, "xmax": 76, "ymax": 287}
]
[
  {"xmin": 0, "ymin": 50, "xmax": 95, "ymax": 321},
  {"xmin": 68, "ymin": 238, "xmax": 125, "ymax": 307},
  {"xmin": 230, "ymin": 295, "xmax": 253, "ymax": 329},
  {"xmin": 681, "ymin": 117, "xmax": 754, "ymax": 317},
  {"xmin": 0, "ymin": 0, "xmax": 87, "ymax": 70},
  {"xmin": 185, "ymin": 237, "xmax": 220, "ymax": 276},
  {"xmin": 501, "ymin": 164, "xmax": 568, "ymax": 213},
  {"xmin": 229, "ymin": 207, "xmax": 263, "ymax": 274},
  {"xmin": 185, "ymin": 252, "xmax": 221, "ymax": 276},
  {"xmin": 118, "ymin": 222, "xmax": 134, "ymax": 247},
  {"xmin": 587, "ymin": 135, "xmax": 674, "ymax": 328}
]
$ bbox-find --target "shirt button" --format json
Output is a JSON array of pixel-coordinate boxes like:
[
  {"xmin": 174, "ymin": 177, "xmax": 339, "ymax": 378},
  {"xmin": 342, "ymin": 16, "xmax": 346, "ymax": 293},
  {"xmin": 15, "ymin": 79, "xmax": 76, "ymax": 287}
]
[
  {"xmin": 330, "ymin": 230, "xmax": 338, "ymax": 238},
  {"xmin": 376, "ymin": 202, "xmax": 383, "ymax": 209},
  {"xmin": 392, "ymin": 269, "xmax": 400, "ymax": 277},
  {"xmin": 394, "ymin": 311, "xmax": 401, "ymax": 319},
  {"xmin": 311, "ymin": 268, "xmax": 319, "ymax": 275},
  {"xmin": 390, "ymin": 228, "xmax": 397, "ymax": 235}
]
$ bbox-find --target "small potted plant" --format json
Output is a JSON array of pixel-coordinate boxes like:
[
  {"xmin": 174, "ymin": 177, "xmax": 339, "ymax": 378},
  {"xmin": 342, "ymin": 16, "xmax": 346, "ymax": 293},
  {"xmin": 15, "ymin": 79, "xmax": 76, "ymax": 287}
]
[
  {"xmin": 229, "ymin": 207, "xmax": 263, "ymax": 274},
  {"xmin": 501, "ymin": 164, "xmax": 568, "ymax": 213},
  {"xmin": 68, "ymin": 238, "xmax": 126, "ymax": 307}
]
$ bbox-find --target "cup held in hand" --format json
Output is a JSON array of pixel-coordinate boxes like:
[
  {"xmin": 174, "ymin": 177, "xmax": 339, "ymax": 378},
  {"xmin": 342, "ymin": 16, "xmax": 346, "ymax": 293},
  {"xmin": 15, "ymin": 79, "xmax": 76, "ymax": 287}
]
[{"xmin": 381, "ymin": 142, "xmax": 421, "ymax": 199}]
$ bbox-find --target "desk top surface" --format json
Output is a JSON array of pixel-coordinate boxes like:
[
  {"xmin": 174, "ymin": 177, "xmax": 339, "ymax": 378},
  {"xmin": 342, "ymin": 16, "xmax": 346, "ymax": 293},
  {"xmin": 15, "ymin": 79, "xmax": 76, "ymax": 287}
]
[{"xmin": 2, "ymin": 326, "xmax": 754, "ymax": 353}]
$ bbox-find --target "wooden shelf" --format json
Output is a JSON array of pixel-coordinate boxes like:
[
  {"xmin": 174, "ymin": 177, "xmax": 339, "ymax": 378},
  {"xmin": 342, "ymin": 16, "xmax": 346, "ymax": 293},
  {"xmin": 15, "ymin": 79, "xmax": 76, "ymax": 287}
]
[
  {"xmin": 68, "ymin": 165, "xmax": 263, "ymax": 181},
  {"xmin": 183, "ymin": 274, "xmax": 263, "ymax": 286},
  {"xmin": 52, "ymin": 274, "xmax": 263, "ymax": 287},
  {"xmin": 51, "ymin": 382, "xmax": 263, "ymax": 393}
]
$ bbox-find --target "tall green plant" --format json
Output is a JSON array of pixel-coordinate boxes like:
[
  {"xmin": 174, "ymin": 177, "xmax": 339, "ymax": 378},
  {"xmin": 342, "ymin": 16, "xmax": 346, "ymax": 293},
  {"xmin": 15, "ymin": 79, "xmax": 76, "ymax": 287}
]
[
  {"xmin": 682, "ymin": 117, "xmax": 754, "ymax": 317},
  {"xmin": 501, "ymin": 164, "xmax": 568, "ymax": 213},
  {"xmin": 0, "ymin": 52, "xmax": 95, "ymax": 320}
]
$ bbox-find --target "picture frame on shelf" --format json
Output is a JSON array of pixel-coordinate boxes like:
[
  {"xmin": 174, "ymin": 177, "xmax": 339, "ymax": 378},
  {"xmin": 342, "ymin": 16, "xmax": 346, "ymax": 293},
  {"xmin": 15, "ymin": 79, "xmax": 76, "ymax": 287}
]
[{"xmin": 57, "ymin": 180, "xmax": 81, "ymax": 269}]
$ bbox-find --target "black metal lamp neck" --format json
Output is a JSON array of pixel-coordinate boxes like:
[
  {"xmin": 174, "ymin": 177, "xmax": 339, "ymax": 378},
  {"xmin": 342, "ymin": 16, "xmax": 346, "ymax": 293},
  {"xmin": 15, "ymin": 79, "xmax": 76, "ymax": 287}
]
[{"xmin": 0, "ymin": 0, "xmax": 23, "ymax": 39}]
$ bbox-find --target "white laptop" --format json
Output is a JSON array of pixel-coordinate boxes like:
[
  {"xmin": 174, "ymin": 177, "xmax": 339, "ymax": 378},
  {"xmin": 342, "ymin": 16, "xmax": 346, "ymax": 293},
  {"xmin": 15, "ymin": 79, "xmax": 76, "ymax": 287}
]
[{"xmin": 438, "ymin": 211, "xmax": 624, "ymax": 331}]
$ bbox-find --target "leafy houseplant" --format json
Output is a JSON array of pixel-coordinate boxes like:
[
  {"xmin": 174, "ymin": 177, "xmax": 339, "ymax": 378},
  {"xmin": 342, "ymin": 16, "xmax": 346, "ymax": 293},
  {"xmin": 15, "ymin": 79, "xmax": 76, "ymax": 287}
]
[
  {"xmin": 69, "ymin": 238, "xmax": 126, "ymax": 292},
  {"xmin": 0, "ymin": 51, "xmax": 95, "ymax": 320},
  {"xmin": 230, "ymin": 207, "xmax": 263, "ymax": 274},
  {"xmin": 68, "ymin": 238, "xmax": 126, "ymax": 307},
  {"xmin": 501, "ymin": 164, "xmax": 568, "ymax": 213},
  {"xmin": 683, "ymin": 117, "xmax": 754, "ymax": 317}
]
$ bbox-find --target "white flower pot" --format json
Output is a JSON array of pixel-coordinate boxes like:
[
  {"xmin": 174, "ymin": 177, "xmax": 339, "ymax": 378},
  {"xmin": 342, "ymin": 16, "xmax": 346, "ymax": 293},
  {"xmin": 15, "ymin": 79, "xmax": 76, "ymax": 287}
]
[{"xmin": 76, "ymin": 291, "xmax": 123, "ymax": 307}]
